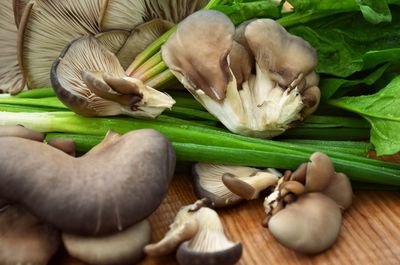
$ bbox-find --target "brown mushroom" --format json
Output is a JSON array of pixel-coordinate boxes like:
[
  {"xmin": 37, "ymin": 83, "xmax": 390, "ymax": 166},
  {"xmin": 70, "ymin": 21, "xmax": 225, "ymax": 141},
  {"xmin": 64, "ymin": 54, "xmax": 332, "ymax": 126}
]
[
  {"xmin": 263, "ymin": 152, "xmax": 353, "ymax": 254},
  {"xmin": 268, "ymin": 193, "xmax": 342, "ymax": 254},
  {"xmin": 162, "ymin": 10, "xmax": 321, "ymax": 138},
  {"xmin": 0, "ymin": 0, "xmax": 26, "ymax": 94},
  {"xmin": 51, "ymin": 35, "xmax": 175, "ymax": 118},
  {"xmin": 0, "ymin": 205, "xmax": 60, "ymax": 265},
  {"xmin": 0, "ymin": 124, "xmax": 44, "ymax": 141},
  {"xmin": 63, "ymin": 219, "xmax": 152, "ymax": 265},
  {"xmin": 0, "ymin": 129, "xmax": 176, "ymax": 236}
]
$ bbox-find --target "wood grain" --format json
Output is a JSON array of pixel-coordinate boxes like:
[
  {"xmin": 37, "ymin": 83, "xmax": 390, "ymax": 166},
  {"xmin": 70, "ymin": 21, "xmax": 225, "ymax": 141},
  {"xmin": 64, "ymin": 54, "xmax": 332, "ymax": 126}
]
[{"xmin": 54, "ymin": 173, "xmax": 400, "ymax": 265}]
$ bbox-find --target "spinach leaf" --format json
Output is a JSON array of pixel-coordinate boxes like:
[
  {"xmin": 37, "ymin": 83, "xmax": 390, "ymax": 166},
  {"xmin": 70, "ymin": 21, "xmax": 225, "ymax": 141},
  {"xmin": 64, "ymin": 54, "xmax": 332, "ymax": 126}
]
[
  {"xmin": 320, "ymin": 64, "xmax": 390, "ymax": 101},
  {"xmin": 279, "ymin": 0, "xmax": 392, "ymax": 26},
  {"xmin": 329, "ymin": 76, "xmax": 400, "ymax": 155},
  {"xmin": 208, "ymin": 0, "xmax": 281, "ymax": 25},
  {"xmin": 289, "ymin": 10, "xmax": 400, "ymax": 77}
]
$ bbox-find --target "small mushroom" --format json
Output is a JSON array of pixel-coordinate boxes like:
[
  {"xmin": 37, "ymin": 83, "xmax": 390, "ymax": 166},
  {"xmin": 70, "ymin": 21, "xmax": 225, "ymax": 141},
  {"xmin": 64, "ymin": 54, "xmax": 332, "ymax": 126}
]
[
  {"xmin": 0, "ymin": 129, "xmax": 175, "ymax": 236},
  {"xmin": 192, "ymin": 163, "xmax": 280, "ymax": 207},
  {"xmin": 47, "ymin": 138, "xmax": 76, "ymax": 156},
  {"xmin": 145, "ymin": 199, "xmax": 242, "ymax": 265},
  {"xmin": 263, "ymin": 152, "xmax": 353, "ymax": 254},
  {"xmin": 51, "ymin": 35, "xmax": 175, "ymax": 118},
  {"xmin": 268, "ymin": 193, "xmax": 342, "ymax": 254},
  {"xmin": 63, "ymin": 219, "xmax": 152, "ymax": 265},
  {"xmin": 162, "ymin": 10, "xmax": 320, "ymax": 138},
  {"xmin": 0, "ymin": 205, "xmax": 60, "ymax": 265},
  {"xmin": 0, "ymin": 0, "xmax": 26, "ymax": 94}
]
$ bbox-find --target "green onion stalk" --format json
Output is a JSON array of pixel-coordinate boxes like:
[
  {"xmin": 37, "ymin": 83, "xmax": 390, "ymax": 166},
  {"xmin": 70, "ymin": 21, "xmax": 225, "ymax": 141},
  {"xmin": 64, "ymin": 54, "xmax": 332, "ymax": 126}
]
[{"xmin": 0, "ymin": 110, "xmax": 400, "ymax": 186}]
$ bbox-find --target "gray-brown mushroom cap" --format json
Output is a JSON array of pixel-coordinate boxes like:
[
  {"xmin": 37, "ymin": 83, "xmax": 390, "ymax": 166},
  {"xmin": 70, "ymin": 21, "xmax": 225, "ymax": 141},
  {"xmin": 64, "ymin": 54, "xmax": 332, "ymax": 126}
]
[
  {"xmin": 0, "ymin": 205, "xmax": 60, "ymax": 265},
  {"xmin": 268, "ymin": 193, "xmax": 342, "ymax": 254},
  {"xmin": 0, "ymin": 0, "xmax": 26, "ymax": 94},
  {"xmin": 0, "ymin": 125, "xmax": 44, "ymax": 141},
  {"xmin": 63, "ymin": 219, "xmax": 152, "ymax": 265},
  {"xmin": 162, "ymin": 10, "xmax": 235, "ymax": 101},
  {"xmin": 0, "ymin": 129, "xmax": 176, "ymax": 236}
]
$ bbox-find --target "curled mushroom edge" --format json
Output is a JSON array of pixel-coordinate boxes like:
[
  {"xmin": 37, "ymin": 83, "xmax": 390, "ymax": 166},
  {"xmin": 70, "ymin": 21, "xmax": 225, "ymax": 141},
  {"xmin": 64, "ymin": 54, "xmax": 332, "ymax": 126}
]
[{"xmin": 162, "ymin": 10, "xmax": 320, "ymax": 138}]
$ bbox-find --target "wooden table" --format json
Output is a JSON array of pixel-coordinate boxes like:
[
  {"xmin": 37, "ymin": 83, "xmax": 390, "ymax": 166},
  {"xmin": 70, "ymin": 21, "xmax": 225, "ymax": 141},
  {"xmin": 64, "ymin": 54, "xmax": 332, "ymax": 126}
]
[{"xmin": 55, "ymin": 173, "xmax": 400, "ymax": 265}]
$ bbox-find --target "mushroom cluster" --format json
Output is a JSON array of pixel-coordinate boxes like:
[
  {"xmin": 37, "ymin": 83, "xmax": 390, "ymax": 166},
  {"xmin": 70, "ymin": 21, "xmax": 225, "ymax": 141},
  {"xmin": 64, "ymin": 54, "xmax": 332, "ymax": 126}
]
[
  {"xmin": 145, "ymin": 198, "xmax": 243, "ymax": 265},
  {"xmin": 162, "ymin": 10, "xmax": 320, "ymax": 138},
  {"xmin": 263, "ymin": 152, "xmax": 353, "ymax": 254},
  {"xmin": 0, "ymin": 125, "xmax": 176, "ymax": 264}
]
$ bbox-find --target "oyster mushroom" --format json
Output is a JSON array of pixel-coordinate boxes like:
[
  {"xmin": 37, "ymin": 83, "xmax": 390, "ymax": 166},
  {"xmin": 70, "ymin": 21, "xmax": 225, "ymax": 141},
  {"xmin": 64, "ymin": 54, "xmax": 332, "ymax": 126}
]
[
  {"xmin": 192, "ymin": 163, "xmax": 280, "ymax": 207},
  {"xmin": 0, "ymin": 0, "xmax": 26, "ymax": 94},
  {"xmin": 263, "ymin": 152, "xmax": 353, "ymax": 254},
  {"xmin": 268, "ymin": 193, "xmax": 342, "ymax": 254},
  {"xmin": 51, "ymin": 35, "xmax": 175, "ymax": 118},
  {"xmin": 0, "ymin": 129, "xmax": 176, "ymax": 236},
  {"xmin": 0, "ymin": 124, "xmax": 44, "ymax": 141},
  {"xmin": 145, "ymin": 199, "xmax": 242, "ymax": 265},
  {"xmin": 100, "ymin": 0, "xmax": 208, "ymax": 31},
  {"xmin": 95, "ymin": 30, "xmax": 130, "ymax": 55},
  {"xmin": 162, "ymin": 10, "xmax": 320, "ymax": 138},
  {"xmin": 13, "ymin": 0, "xmax": 30, "ymax": 28},
  {"xmin": 17, "ymin": 0, "xmax": 102, "ymax": 89},
  {"xmin": 0, "ymin": 205, "xmax": 60, "ymax": 265},
  {"xmin": 63, "ymin": 219, "xmax": 152, "ymax": 265}
]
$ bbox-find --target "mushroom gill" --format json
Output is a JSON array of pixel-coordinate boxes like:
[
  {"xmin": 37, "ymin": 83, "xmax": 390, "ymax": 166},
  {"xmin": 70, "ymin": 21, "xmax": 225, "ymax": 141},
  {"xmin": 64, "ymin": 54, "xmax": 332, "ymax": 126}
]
[
  {"xmin": 0, "ymin": 0, "xmax": 26, "ymax": 94},
  {"xmin": 18, "ymin": 0, "xmax": 102, "ymax": 89}
]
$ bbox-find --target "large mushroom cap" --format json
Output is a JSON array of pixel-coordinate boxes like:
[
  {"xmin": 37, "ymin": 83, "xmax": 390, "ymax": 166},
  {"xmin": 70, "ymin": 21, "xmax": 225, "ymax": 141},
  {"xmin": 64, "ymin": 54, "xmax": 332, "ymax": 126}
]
[
  {"xmin": 0, "ymin": 129, "xmax": 176, "ymax": 236},
  {"xmin": 51, "ymin": 35, "xmax": 175, "ymax": 117},
  {"xmin": 18, "ymin": 0, "xmax": 102, "ymax": 88},
  {"xmin": 162, "ymin": 10, "xmax": 235, "ymax": 101},
  {"xmin": 0, "ymin": 0, "xmax": 26, "ymax": 94}
]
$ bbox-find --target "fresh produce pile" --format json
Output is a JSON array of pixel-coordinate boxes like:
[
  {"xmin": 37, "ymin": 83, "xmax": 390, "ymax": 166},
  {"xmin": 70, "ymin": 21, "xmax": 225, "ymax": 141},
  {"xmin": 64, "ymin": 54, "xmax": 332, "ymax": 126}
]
[{"xmin": 1, "ymin": 0, "xmax": 400, "ymax": 264}]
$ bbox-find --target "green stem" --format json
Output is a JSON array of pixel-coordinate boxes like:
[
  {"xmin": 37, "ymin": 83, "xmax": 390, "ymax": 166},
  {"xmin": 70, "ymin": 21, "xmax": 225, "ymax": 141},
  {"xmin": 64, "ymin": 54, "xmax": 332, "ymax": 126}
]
[
  {"xmin": 14, "ymin": 88, "xmax": 56, "ymax": 98},
  {"xmin": 128, "ymin": 53, "xmax": 163, "ymax": 78},
  {"xmin": 145, "ymin": 70, "xmax": 177, "ymax": 90},
  {"xmin": 0, "ymin": 97, "xmax": 67, "ymax": 109}
]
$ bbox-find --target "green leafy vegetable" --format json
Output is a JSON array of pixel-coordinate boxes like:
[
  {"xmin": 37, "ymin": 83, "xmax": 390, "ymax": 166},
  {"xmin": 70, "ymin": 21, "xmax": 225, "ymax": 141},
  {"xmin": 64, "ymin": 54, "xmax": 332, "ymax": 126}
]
[{"xmin": 330, "ymin": 76, "xmax": 400, "ymax": 155}]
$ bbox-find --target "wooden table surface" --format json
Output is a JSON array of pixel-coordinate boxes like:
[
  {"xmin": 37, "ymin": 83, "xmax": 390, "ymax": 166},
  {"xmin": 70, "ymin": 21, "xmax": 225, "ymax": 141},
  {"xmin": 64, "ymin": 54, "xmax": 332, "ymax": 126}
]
[{"xmin": 54, "ymin": 173, "xmax": 400, "ymax": 265}]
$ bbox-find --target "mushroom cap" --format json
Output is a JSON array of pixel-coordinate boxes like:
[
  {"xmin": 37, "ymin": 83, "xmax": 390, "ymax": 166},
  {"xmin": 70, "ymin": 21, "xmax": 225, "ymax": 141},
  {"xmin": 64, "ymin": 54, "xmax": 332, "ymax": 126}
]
[
  {"xmin": 63, "ymin": 219, "xmax": 151, "ymax": 265},
  {"xmin": 268, "ymin": 193, "xmax": 342, "ymax": 254},
  {"xmin": 162, "ymin": 10, "xmax": 235, "ymax": 101},
  {"xmin": 117, "ymin": 19, "xmax": 174, "ymax": 69},
  {"xmin": 0, "ymin": 129, "xmax": 176, "ymax": 236},
  {"xmin": 244, "ymin": 19, "xmax": 317, "ymax": 88},
  {"xmin": 305, "ymin": 152, "xmax": 335, "ymax": 192},
  {"xmin": 18, "ymin": 0, "xmax": 101, "ymax": 88},
  {"xmin": 177, "ymin": 241, "xmax": 242, "ymax": 265},
  {"xmin": 0, "ymin": 0, "xmax": 26, "ymax": 94},
  {"xmin": 323, "ymin": 172, "xmax": 353, "ymax": 210},
  {"xmin": 192, "ymin": 163, "xmax": 253, "ymax": 207},
  {"xmin": 0, "ymin": 205, "xmax": 60, "ymax": 264}
]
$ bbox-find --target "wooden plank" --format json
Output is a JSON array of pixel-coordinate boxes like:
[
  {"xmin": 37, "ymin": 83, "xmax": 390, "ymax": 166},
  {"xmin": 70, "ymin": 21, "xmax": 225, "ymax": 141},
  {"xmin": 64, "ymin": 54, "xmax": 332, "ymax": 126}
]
[{"xmin": 54, "ymin": 173, "xmax": 400, "ymax": 265}]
